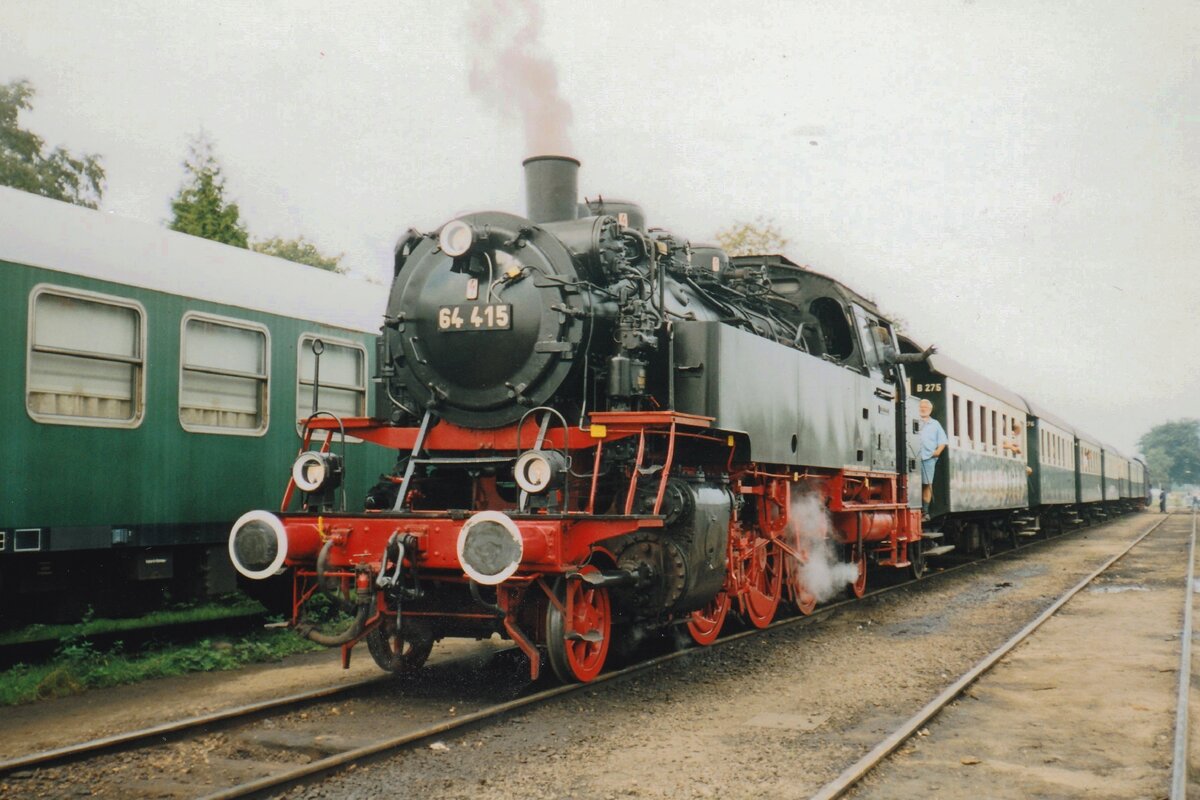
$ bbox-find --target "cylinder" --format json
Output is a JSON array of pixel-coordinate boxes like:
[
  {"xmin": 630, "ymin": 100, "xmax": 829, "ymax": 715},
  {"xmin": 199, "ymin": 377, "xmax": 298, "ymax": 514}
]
[{"xmin": 523, "ymin": 155, "xmax": 580, "ymax": 224}]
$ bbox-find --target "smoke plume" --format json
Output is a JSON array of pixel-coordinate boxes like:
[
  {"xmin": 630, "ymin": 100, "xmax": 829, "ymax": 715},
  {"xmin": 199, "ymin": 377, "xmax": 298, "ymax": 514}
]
[
  {"xmin": 468, "ymin": 0, "xmax": 574, "ymax": 156},
  {"xmin": 787, "ymin": 491, "xmax": 859, "ymax": 603}
]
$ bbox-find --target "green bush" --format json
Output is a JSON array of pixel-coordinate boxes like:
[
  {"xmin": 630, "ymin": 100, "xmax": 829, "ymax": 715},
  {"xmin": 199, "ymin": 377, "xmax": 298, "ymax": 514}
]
[{"xmin": 0, "ymin": 629, "xmax": 319, "ymax": 706}]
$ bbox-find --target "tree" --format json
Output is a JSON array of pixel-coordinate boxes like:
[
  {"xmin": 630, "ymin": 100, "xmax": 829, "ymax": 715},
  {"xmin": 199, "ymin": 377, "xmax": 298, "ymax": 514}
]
[
  {"xmin": 0, "ymin": 79, "xmax": 105, "ymax": 208},
  {"xmin": 714, "ymin": 217, "xmax": 789, "ymax": 257},
  {"xmin": 252, "ymin": 236, "xmax": 344, "ymax": 273},
  {"xmin": 1139, "ymin": 419, "xmax": 1200, "ymax": 488},
  {"xmin": 168, "ymin": 134, "xmax": 248, "ymax": 248}
]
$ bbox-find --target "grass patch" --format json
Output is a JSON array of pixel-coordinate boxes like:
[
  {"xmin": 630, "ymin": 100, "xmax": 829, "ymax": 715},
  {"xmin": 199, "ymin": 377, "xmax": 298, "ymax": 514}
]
[
  {"xmin": 0, "ymin": 596, "xmax": 269, "ymax": 647},
  {"xmin": 0, "ymin": 629, "xmax": 322, "ymax": 707}
]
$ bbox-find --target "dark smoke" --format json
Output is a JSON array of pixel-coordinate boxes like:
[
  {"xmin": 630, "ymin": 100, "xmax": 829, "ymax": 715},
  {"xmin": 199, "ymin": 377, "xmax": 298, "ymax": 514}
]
[{"xmin": 468, "ymin": 0, "xmax": 574, "ymax": 156}]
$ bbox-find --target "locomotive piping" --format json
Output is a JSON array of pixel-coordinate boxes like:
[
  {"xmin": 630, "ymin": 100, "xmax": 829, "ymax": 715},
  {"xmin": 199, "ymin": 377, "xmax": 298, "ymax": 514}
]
[
  {"xmin": 297, "ymin": 601, "xmax": 371, "ymax": 647},
  {"xmin": 469, "ymin": 580, "xmax": 505, "ymax": 619}
]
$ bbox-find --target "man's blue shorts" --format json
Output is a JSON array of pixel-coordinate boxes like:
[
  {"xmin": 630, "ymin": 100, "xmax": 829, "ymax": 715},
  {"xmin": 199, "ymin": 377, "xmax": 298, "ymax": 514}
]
[{"xmin": 921, "ymin": 458, "xmax": 937, "ymax": 485}]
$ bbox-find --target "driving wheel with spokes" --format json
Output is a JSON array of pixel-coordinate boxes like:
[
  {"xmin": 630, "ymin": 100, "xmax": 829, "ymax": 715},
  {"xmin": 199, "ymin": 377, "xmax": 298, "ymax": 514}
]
[
  {"xmin": 544, "ymin": 569, "xmax": 612, "ymax": 683},
  {"xmin": 741, "ymin": 536, "xmax": 783, "ymax": 628},
  {"xmin": 786, "ymin": 544, "xmax": 818, "ymax": 615},
  {"xmin": 850, "ymin": 544, "xmax": 868, "ymax": 598},
  {"xmin": 686, "ymin": 590, "xmax": 731, "ymax": 646}
]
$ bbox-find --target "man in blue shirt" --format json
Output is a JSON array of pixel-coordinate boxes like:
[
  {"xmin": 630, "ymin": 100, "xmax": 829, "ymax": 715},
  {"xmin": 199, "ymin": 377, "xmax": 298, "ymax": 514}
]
[{"xmin": 919, "ymin": 399, "xmax": 948, "ymax": 520}]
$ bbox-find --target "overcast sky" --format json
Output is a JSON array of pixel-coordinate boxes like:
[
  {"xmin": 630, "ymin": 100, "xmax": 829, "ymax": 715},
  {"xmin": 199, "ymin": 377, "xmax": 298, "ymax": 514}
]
[{"xmin": 3, "ymin": 1, "xmax": 1196, "ymax": 456}]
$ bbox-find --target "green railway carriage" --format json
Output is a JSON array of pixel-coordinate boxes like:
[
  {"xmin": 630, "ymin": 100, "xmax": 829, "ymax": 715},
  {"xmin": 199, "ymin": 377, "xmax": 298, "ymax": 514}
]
[
  {"xmin": 1023, "ymin": 400, "xmax": 1077, "ymax": 507},
  {"xmin": 1100, "ymin": 446, "xmax": 1127, "ymax": 505},
  {"xmin": 0, "ymin": 187, "xmax": 392, "ymax": 624},
  {"xmin": 1074, "ymin": 433, "xmax": 1104, "ymax": 505},
  {"xmin": 906, "ymin": 353, "xmax": 1029, "ymax": 518},
  {"xmin": 1128, "ymin": 458, "xmax": 1147, "ymax": 504}
]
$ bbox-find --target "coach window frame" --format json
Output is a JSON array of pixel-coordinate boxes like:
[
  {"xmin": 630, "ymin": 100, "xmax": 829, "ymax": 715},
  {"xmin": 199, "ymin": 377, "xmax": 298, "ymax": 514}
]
[
  {"xmin": 178, "ymin": 311, "xmax": 270, "ymax": 436},
  {"xmin": 295, "ymin": 333, "xmax": 368, "ymax": 442},
  {"xmin": 26, "ymin": 284, "xmax": 147, "ymax": 429}
]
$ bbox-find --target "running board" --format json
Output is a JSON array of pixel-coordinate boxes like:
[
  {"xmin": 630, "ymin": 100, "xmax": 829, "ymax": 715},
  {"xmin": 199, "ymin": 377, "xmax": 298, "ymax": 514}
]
[
  {"xmin": 1018, "ymin": 527, "xmax": 1041, "ymax": 537},
  {"xmin": 920, "ymin": 530, "xmax": 945, "ymax": 540},
  {"xmin": 924, "ymin": 545, "xmax": 956, "ymax": 557}
]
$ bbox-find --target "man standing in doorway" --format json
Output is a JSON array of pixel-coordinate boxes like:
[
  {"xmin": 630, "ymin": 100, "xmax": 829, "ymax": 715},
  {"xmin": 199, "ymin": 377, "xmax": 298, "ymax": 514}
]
[{"xmin": 919, "ymin": 399, "xmax": 948, "ymax": 521}]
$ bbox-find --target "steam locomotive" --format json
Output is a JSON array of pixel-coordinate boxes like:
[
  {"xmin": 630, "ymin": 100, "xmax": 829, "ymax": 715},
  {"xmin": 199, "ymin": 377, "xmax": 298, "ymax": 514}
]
[{"xmin": 228, "ymin": 157, "xmax": 1142, "ymax": 682}]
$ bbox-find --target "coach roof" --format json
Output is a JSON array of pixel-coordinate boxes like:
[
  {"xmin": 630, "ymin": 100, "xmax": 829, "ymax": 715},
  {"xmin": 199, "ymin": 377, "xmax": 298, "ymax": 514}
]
[
  {"xmin": 0, "ymin": 186, "xmax": 386, "ymax": 333},
  {"xmin": 922, "ymin": 351, "xmax": 1029, "ymax": 412}
]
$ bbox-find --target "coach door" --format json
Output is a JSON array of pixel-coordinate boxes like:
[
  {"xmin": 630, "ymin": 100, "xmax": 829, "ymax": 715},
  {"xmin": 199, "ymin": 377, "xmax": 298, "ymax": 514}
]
[{"xmin": 851, "ymin": 304, "xmax": 896, "ymax": 472}]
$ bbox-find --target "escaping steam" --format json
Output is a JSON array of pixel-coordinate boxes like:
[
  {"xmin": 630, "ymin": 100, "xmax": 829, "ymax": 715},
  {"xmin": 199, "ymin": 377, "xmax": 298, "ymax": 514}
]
[
  {"xmin": 787, "ymin": 491, "xmax": 859, "ymax": 603},
  {"xmin": 468, "ymin": 0, "xmax": 574, "ymax": 156}
]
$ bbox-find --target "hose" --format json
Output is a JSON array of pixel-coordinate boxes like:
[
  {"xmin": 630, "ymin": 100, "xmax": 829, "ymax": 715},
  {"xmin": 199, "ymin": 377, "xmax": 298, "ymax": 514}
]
[
  {"xmin": 297, "ymin": 601, "xmax": 370, "ymax": 646},
  {"xmin": 297, "ymin": 538, "xmax": 374, "ymax": 646}
]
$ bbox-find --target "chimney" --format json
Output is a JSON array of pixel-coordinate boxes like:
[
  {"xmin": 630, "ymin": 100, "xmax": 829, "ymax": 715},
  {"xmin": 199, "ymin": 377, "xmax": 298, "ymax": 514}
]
[{"xmin": 522, "ymin": 156, "xmax": 579, "ymax": 224}]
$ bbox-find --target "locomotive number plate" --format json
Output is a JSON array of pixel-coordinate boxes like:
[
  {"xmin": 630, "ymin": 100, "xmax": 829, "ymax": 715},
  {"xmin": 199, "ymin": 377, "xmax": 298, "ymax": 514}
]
[{"xmin": 437, "ymin": 303, "xmax": 512, "ymax": 332}]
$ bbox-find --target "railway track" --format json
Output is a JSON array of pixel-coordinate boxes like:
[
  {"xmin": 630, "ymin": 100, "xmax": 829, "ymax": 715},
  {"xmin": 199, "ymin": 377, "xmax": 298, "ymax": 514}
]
[
  {"xmin": 811, "ymin": 511, "xmax": 1190, "ymax": 800},
  {"xmin": 1172, "ymin": 509, "xmax": 1196, "ymax": 800},
  {"xmin": 0, "ymin": 514, "xmax": 1118, "ymax": 799}
]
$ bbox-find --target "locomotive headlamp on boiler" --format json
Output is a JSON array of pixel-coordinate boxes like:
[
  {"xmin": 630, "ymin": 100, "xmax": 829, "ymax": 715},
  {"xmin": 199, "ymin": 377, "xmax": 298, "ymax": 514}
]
[{"xmin": 438, "ymin": 219, "xmax": 476, "ymax": 258}]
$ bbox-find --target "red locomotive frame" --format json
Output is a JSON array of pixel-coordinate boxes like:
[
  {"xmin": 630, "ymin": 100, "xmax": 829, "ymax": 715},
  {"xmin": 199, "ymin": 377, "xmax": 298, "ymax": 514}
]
[{"xmin": 272, "ymin": 410, "xmax": 922, "ymax": 682}]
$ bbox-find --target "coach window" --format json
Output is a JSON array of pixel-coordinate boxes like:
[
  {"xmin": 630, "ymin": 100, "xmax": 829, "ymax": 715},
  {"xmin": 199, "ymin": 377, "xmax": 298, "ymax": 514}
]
[
  {"xmin": 979, "ymin": 405, "xmax": 987, "ymax": 450},
  {"xmin": 297, "ymin": 335, "xmax": 367, "ymax": 439},
  {"xmin": 27, "ymin": 286, "xmax": 145, "ymax": 427},
  {"xmin": 966, "ymin": 400, "xmax": 975, "ymax": 444},
  {"xmin": 952, "ymin": 394, "xmax": 961, "ymax": 439},
  {"xmin": 179, "ymin": 313, "xmax": 269, "ymax": 435}
]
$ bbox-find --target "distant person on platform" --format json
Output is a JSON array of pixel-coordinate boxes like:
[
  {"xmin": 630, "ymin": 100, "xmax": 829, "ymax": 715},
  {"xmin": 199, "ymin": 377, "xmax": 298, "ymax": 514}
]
[
  {"xmin": 1160, "ymin": 490, "xmax": 1168, "ymax": 513},
  {"xmin": 919, "ymin": 399, "xmax": 948, "ymax": 521}
]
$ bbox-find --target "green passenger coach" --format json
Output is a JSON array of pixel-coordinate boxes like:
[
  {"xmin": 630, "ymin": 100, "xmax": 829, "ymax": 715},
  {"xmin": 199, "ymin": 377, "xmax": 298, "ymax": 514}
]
[{"xmin": 0, "ymin": 187, "xmax": 391, "ymax": 625}]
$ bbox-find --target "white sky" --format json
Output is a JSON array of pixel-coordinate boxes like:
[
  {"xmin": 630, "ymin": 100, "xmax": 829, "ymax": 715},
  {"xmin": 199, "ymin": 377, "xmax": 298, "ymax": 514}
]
[{"xmin": 2, "ymin": 1, "xmax": 1196, "ymax": 455}]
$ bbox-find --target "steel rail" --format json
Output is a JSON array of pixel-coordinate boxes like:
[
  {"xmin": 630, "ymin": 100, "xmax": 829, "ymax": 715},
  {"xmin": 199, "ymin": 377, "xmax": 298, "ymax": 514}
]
[
  {"xmin": 808, "ymin": 512, "xmax": 1170, "ymax": 800},
  {"xmin": 1171, "ymin": 508, "xmax": 1197, "ymax": 800},
  {"xmin": 0, "ymin": 675, "xmax": 387, "ymax": 775},
  {"xmin": 0, "ymin": 512, "xmax": 1128, "ymax": 795},
  {"xmin": 207, "ymin": 516, "xmax": 1129, "ymax": 799}
]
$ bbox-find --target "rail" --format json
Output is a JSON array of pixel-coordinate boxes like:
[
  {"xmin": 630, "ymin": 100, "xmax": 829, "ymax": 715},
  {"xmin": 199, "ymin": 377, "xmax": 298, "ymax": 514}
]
[
  {"xmin": 808, "ymin": 513, "xmax": 1171, "ymax": 800},
  {"xmin": 0, "ymin": 514, "xmax": 1136, "ymax": 798},
  {"xmin": 1171, "ymin": 507, "xmax": 1197, "ymax": 800}
]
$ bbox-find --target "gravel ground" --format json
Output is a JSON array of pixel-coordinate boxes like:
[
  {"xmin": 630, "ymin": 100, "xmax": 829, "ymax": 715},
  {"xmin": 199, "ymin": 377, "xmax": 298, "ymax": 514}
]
[
  {"xmin": 849, "ymin": 511, "xmax": 1191, "ymax": 799},
  {"xmin": 280, "ymin": 513, "xmax": 1161, "ymax": 800},
  {"xmin": 0, "ymin": 513, "xmax": 1167, "ymax": 800}
]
